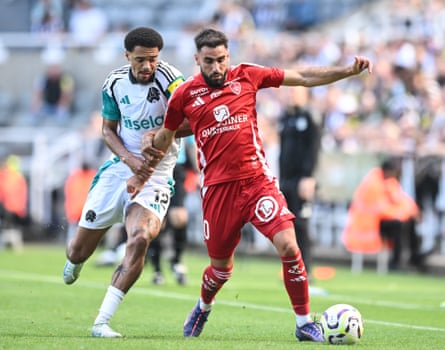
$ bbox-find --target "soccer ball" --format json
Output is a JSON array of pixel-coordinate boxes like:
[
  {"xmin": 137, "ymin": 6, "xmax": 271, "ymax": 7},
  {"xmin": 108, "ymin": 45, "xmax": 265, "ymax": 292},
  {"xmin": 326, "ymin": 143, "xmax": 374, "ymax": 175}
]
[{"xmin": 320, "ymin": 303, "xmax": 364, "ymax": 345}]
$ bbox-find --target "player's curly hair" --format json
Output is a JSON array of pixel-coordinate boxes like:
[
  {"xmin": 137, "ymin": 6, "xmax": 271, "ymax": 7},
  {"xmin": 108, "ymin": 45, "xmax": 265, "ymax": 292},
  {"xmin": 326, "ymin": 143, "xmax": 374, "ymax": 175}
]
[
  {"xmin": 124, "ymin": 27, "xmax": 164, "ymax": 52},
  {"xmin": 194, "ymin": 28, "xmax": 228, "ymax": 51}
]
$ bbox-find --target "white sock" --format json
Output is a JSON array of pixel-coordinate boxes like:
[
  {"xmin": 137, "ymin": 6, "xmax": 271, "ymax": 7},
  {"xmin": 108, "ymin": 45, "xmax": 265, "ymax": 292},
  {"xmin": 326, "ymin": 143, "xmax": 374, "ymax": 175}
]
[
  {"xmin": 199, "ymin": 298, "xmax": 213, "ymax": 311},
  {"xmin": 94, "ymin": 286, "xmax": 125, "ymax": 325},
  {"xmin": 296, "ymin": 314, "xmax": 312, "ymax": 327}
]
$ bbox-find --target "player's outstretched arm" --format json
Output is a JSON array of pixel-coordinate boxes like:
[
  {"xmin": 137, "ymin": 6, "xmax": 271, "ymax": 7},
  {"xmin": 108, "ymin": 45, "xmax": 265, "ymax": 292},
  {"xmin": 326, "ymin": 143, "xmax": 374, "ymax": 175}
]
[{"xmin": 282, "ymin": 56, "xmax": 373, "ymax": 87}]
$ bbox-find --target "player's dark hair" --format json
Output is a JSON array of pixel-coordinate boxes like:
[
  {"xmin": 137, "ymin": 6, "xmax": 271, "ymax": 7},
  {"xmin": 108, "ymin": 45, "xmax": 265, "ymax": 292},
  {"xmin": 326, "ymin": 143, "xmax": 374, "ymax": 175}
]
[
  {"xmin": 124, "ymin": 27, "xmax": 164, "ymax": 52},
  {"xmin": 194, "ymin": 28, "xmax": 228, "ymax": 51}
]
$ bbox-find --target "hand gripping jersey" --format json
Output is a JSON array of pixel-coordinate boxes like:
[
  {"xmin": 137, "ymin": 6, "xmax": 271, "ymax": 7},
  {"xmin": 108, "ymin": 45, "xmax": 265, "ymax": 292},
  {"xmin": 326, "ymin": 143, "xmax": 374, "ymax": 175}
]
[
  {"xmin": 164, "ymin": 63, "xmax": 284, "ymax": 187},
  {"xmin": 101, "ymin": 60, "xmax": 185, "ymax": 178}
]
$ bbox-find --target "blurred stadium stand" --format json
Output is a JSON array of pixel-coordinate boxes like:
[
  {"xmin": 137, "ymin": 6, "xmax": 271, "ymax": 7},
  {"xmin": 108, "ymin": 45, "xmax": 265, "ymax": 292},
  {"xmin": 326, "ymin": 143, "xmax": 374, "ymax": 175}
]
[
  {"xmin": 0, "ymin": 0, "xmax": 444, "ymax": 273},
  {"xmin": 0, "ymin": 0, "xmax": 371, "ymax": 33}
]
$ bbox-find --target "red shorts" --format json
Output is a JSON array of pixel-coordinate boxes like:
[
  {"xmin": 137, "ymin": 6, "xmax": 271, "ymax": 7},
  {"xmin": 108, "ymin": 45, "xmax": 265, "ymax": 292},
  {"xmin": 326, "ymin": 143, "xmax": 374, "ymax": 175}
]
[{"xmin": 201, "ymin": 174, "xmax": 295, "ymax": 259}]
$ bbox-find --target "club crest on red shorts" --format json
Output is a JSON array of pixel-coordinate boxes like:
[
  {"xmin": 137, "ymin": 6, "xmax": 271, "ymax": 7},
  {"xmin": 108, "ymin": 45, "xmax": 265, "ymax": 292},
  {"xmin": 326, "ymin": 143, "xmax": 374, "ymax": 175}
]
[{"xmin": 255, "ymin": 196, "xmax": 278, "ymax": 222}]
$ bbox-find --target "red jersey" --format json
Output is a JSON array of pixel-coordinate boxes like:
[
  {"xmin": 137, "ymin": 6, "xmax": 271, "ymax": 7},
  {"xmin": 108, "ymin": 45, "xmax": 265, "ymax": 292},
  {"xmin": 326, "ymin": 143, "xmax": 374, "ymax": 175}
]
[{"xmin": 164, "ymin": 63, "xmax": 284, "ymax": 186}]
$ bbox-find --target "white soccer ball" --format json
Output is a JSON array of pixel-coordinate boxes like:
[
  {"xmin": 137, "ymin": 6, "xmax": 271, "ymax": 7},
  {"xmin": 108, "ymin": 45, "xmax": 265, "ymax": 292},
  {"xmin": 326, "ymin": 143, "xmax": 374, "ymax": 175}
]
[{"xmin": 320, "ymin": 303, "xmax": 364, "ymax": 345}]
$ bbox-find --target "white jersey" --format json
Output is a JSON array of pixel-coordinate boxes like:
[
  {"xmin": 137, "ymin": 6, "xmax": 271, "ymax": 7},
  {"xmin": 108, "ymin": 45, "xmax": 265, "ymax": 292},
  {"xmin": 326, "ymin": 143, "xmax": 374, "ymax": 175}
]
[
  {"xmin": 78, "ymin": 61, "xmax": 185, "ymax": 229},
  {"xmin": 101, "ymin": 60, "xmax": 185, "ymax": 180}
]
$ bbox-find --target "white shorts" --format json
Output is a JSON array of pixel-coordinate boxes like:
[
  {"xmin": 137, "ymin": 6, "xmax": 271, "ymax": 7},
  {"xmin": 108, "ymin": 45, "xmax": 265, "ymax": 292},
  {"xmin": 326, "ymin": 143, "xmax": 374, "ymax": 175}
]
[{"xmin": 78, "ymin": 157, "xmax": 174, "ymax": 230}]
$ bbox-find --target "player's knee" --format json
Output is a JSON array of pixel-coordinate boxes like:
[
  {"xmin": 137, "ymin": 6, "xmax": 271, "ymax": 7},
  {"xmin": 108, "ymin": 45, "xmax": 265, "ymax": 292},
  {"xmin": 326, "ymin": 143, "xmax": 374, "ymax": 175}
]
[
  {"xmin": 126, "ymin": 230, "xmax": 150, "ymax": 257},
  {"xmin": 275, "ymin": 236, "xmax": 299, "ymax": 257},
  {"xmin": 273, "ymin": 229, "xmax": 299, "ymax": 256},
  {"xmin": 281, "ymin": 242, "xmax": 299, "ymax": 257}
]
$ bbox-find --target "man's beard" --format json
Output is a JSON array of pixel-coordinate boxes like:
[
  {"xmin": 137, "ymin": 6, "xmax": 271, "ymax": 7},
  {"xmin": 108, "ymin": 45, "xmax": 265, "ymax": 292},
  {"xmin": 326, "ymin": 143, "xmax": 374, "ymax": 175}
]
[
  {"xmin": 137, "ymin": 73, "xmax": 152, "ymax": 85},
  {"xmin": 202, "ymin": 70, "xmax": 226, "ymax": 88}
]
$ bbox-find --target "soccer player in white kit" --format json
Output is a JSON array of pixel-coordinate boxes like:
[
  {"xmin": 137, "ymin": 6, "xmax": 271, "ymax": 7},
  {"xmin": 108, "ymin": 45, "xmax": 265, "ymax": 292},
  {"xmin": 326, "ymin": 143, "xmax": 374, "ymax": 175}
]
[{"xmin": 62, "ymin": 27, "xmax": 186, "ymax": 338}]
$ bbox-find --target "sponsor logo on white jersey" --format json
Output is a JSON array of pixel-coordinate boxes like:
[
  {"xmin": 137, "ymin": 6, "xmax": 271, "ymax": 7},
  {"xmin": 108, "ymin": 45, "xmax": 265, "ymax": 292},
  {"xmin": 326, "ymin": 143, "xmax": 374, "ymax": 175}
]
[
  {"xmin": 120, "ymin": 95, "xmax": 130, "ymax": 104},
  {"xmin": 122, "ymin": 115, "xmax": 164, "ymax": 130}
]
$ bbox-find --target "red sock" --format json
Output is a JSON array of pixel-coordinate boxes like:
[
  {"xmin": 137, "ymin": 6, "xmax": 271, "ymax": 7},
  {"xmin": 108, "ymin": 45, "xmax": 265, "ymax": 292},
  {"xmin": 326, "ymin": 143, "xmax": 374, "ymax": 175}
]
[
  {"xmin": 201, "ymin": 265, "xmax": 233, "ymax": 304},
  {"xmin": 281, "ymin": 252, "xmax": 310, "ymax": 315}
]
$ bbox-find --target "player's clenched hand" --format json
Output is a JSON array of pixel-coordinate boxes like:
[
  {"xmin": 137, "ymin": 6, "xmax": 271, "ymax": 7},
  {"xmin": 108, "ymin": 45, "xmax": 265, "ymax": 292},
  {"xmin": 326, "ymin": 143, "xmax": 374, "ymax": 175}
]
[
  {"xmin": 128, "ymin": 156, "xmax": 154, "ymax": 180},
  {"xmin": 141, "ymin": 131, "xmax": 165, "ymax": 162},
  {"xmin": 127, "ymin": 175, "xmax": 145, "ymax": 199},
  {"xmin": 352, "ymin": 55, "xmax": 373, "ymax": 75}
]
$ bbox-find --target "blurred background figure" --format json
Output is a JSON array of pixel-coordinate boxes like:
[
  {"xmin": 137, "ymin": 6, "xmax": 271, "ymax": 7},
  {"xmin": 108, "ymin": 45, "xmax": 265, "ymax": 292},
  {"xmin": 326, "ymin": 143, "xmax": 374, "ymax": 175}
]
[
  {"xmin": 30, "ymin": 0, "xmax": 64, "ymax": 34},
  {"xmin": 342, "ymin": 157, "xmax": 427, "ymax": 271},
  {"xmin": 0, "ymin": 0, "xmax": 444, "ymax": 273},
  {"xmin": 64, "ymin": 162, "xmax": 96, "ymax": 243},
  {"xmin": 29, "ymin": 62, "xmax": 75, "ymax": 125},
  {"xmin": 67, "ymin": 0, "xmax": 109, "ymax": 48},
  {"xmin": 212, "ymin": 0, "xmax": 255, "ymax": 57},
  {"xmin": 0, "ymin": 155, "xmax": 28, "ymax": 250},
  {"xmin": 283, "ymin": 0, "xmax": 318, "ymax": 31},
  {"xmin": 278, "ymin": 86, "xmax": 320, "ymax": 276}
]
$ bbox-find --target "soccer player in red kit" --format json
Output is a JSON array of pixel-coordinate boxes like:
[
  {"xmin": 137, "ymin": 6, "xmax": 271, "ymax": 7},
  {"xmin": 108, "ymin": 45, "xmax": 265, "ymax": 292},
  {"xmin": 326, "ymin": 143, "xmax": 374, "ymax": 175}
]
[{"xmin": 129, "ymin": 28, "xmax": 372, "ymax": 342}]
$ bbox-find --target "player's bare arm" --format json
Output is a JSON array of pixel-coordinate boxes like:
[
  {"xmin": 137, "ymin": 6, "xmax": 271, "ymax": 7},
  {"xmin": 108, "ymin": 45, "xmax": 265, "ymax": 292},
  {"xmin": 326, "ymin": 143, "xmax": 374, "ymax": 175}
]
[
  {"xmin": 175, "ymin": 119, "xmax": 193, "ymax": 138},
  {"xmin": 282, "ymin": 56, "xmax": 372, "ymax": 87}
]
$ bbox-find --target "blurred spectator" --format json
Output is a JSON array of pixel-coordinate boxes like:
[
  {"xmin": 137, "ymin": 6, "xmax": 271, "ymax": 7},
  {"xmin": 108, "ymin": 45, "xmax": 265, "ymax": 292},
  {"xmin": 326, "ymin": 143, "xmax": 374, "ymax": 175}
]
[
  {"xmin": 342, "ymin": 157, "xmax": 427, "ymax": 271},
  {"xmin": 64, "ymin": 162, "xmax": 96, "ymax": 243},
  {"xmin": 29, "ymin": 62, "xmax": 75, "ymax": 125},
  {"xmin": 81, "ymin": 110, "xmax": 108, "ymax": 166},
  {"xmin": 0, "ymin": 155, "xmax": 28, "ymax": 230},
  {"xmin": 250, "ymin": 0, "xmax": 287, "ymax": 29},
  {"xmin": 414, "ymin": 154, "xmax": 442, "ymax": 215},
  {"xmin": 284, "ymin": 0, "xmax": 317, "ymax": 31},
  {"xmin": 30, "ymin": 0, "xmax": 64, "ymax": 34},
  {"xmin": 68, "ymin": 0, "xmax": 109, "ymax": 48},
  {"xmin": 278, "ymin": 86, "xmax": 320, "ymax": 275},
  {"xmin": 321, "ymin": 86, "xmax": 358, "ymax": 151},
  {"xmin": 213, "ymin": 0, "xmax": 255, "ymax": 55}
]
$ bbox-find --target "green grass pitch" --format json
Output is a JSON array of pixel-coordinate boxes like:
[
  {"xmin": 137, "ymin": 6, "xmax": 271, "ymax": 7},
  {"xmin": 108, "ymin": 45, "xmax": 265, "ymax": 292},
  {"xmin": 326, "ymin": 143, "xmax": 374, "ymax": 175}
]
[{"xmin": 0, "ymin": 244, "xmax": 444, "ymax": 349}]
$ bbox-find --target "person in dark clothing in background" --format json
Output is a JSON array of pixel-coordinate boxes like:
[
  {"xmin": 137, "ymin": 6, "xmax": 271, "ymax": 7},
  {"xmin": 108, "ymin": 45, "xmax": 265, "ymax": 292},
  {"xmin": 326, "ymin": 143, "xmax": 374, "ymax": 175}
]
[
  {"xmin": 30, "ymin": 63, "xmax": 75, "ymax": 125},
  {"xmin": 279, "ymin": 86, "xmax": 320, "ymax": 275}
]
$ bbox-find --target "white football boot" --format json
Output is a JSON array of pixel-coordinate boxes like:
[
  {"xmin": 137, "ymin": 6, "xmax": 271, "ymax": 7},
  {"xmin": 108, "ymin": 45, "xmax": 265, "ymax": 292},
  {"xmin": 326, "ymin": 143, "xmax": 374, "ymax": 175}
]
[
  {"xmin": 63, "ymin": 261, "xmax": 83, "ymax": 285},
  {"xmin": 91, "ymin": 323, "xmax": 122, "ymax": 338}
]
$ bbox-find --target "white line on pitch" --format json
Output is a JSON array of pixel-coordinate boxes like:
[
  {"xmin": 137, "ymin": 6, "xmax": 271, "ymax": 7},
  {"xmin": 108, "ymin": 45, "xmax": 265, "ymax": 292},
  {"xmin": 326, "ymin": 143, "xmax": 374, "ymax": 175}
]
[{"xmin": 1, "ymin": 269, "xmax": 444, "ymax": 333}]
